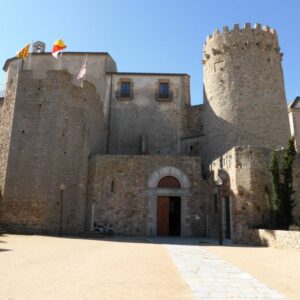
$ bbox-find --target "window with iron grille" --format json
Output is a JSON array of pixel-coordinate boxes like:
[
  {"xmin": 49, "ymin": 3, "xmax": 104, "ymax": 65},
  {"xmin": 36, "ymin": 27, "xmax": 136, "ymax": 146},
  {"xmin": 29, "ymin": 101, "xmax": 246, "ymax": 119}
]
[
  {"xmin": 120, "ymin": 82, "xmax": 131, "ymax": 98},
  {"xmin": 159, "ymin": 82, "xmax": 169, "ymax": 99}
]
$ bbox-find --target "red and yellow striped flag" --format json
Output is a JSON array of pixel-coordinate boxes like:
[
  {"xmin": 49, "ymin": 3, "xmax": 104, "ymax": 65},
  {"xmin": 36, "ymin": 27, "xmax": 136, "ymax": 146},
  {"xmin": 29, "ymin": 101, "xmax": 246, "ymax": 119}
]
[
  {"xmin": 16, "ymin": 44, "xmax": 30, "ymax": 59},
  {"xmin": 52, "ymin": 39, "xmax": 67, "ymax": 58}
]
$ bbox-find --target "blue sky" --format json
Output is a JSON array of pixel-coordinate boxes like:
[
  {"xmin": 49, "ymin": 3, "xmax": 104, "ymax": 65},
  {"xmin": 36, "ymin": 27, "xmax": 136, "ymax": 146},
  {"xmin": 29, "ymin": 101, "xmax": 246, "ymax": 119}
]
[{"xmin": 1, "ymin": 0, "xmax": 299, "ymax": 104}]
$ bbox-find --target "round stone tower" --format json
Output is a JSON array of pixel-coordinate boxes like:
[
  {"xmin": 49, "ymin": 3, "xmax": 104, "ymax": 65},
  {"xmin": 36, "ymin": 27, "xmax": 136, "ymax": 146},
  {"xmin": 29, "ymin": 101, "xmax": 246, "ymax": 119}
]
[{"xmin": 202, "ymin": 23, "xmax": 290, "ymax": 165}]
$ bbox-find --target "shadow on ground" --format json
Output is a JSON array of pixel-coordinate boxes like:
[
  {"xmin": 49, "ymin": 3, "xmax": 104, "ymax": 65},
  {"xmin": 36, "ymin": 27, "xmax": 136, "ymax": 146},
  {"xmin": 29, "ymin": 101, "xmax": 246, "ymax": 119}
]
[
  {"xmin": 23, "ymin": 234, "xmax": 266, "ymax": 249},
  {"xmin": 0, "ymin": 248, "xmax": 11, "ymax": 252}
]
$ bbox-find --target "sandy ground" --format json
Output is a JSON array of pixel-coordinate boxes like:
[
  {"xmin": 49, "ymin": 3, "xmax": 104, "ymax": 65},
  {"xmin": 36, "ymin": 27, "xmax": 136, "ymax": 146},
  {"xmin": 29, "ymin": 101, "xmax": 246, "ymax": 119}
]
[
  {"xmin": 0, "ymin": 235, "xmax": 194, "ymax": 300},
  {"xmin": 204, "ymin": 243, "xmax": 300, "ymax": 300}
]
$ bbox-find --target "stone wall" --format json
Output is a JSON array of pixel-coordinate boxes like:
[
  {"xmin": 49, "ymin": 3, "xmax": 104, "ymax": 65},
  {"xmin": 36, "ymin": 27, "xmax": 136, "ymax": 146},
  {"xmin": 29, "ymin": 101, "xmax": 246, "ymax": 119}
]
[
  {"xmin": 288, "ymin": 100, "xmax": 300, "ymax": 151},
  {"xmin": 202, "ymin": 24, "xmax": 290, "ymax": 166},
  {"xmin": 4, "ymin": 53, "xmax": 117, "ymax": 109},
  {"xmin": 180, "ymin": 104, "xmax": 205, "ymax": 157},
  {"xmin": 0, "ymin": 70, "xmax": 105, "ymax": 234},
  {"xmin": 210, "ymin": 146, "xmax": 300, "ymax": 242},
  {"xmin": 243, "ymin": 229, "xmax": 300, "ymax": 251},
  {"xmin": 87, "ymin": 155, "xmax": 210, "ymax": 236},
  {"xmin": 0, "ymin": 77, "xmax": 18, "ymax": 194},
  {"xmin": 293, "ymin": 154, "xmax": 300, "ymax": 224},
  {"xmin": 107, "ymin": 74, "xmax": 190, "ymax": 155}
]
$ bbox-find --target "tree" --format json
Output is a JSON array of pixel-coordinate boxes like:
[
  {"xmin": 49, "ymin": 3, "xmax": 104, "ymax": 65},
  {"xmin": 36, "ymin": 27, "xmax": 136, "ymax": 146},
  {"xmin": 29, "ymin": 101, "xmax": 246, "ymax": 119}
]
[
  {"xmin": 269, "ymin": 138, "xmax": 296, "ymax": 229},
  {"xmin": 269, "ymin": 150, "xmax": 281, "ymax": 226},
  {"xmin": 280, "ymin": 137, "xmax": 296, "ymax": 228}
]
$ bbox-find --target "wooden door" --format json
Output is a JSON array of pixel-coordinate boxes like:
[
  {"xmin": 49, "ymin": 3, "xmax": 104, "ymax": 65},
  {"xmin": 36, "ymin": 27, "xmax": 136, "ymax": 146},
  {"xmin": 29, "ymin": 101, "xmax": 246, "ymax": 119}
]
[{"xmin": 157, "ymin": 196, "xmax": 169, "ymax": 236}]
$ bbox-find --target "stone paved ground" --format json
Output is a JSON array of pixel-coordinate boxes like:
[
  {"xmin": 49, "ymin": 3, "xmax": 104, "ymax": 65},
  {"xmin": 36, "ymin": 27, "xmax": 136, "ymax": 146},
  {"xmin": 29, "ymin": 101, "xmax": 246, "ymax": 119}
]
[{"xmin": 148, "ymin": 238, "xmax": 286, "ymax": 300}]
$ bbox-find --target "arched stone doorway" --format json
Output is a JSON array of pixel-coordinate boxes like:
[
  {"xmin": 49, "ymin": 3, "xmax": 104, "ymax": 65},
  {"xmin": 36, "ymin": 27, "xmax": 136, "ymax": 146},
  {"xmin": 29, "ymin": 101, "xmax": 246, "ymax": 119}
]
[
  {"xmin": 147, "ymin": 167, "xmax": 191, "ymax": 236},
  {"xmin": 157, "ymin": 176, "xmax": 181, "ymax": 236}
]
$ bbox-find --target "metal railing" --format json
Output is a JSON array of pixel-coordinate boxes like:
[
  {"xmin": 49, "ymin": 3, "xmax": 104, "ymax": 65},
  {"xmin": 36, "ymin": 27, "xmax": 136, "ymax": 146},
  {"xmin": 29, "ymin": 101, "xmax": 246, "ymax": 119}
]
[{"xmin": 0, "ymin": 90, "xmax": 5, "ymax": 98}]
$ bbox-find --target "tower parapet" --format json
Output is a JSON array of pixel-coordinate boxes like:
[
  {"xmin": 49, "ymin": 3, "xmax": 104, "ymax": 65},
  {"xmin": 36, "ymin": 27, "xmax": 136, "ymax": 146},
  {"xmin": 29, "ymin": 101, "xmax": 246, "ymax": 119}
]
[
  {"xmin": 203, "ymin": 23, "xmax": 281, "ymax": 64},
  {"xmin": 202, "ymin": 23, "xmax": 290, "ymax": 165}
]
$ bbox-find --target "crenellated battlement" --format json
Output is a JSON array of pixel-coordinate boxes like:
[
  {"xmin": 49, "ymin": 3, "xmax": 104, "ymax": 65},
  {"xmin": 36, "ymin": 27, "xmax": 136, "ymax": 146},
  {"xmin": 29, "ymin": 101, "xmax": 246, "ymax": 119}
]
[
  {"xmin": 205, "ymin": 23, "xmax": 277, "ymax": 41},
  {"xmin": 203, "ymin": 23, "xmax": 280, "ymax": 60}
]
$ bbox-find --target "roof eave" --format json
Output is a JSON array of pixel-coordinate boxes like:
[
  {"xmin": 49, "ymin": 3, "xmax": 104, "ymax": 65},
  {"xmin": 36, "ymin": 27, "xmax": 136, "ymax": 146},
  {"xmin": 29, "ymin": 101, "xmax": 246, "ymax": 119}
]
[
  {"xmin": 3, "ymin": 51, "xmax": 111, "ymax": 72},
  {"xmin": 106, "ymin": 72, "xmax": 190, "ymax": 77}
]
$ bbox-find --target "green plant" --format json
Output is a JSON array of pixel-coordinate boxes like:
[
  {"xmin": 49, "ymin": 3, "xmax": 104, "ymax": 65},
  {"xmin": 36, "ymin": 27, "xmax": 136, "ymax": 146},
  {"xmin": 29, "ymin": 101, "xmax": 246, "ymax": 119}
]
[
  {"xmin": 270, "ymin": 150, "xmax": 281, "ymax": 212},
  {"xmin": 269, "ymin": 137, "xmax": 296, "ymax": 229},
  {"xmin": 280, "ymin": 137, "xmax": 297, "ymax": 228}
]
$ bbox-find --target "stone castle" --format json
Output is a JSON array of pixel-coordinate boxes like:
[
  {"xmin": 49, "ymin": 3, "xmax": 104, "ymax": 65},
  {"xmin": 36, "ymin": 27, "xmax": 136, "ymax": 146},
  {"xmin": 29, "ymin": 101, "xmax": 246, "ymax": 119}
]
[{"xmin": 0, "ymin": 23, "xmax": 300, "ymax": 242}]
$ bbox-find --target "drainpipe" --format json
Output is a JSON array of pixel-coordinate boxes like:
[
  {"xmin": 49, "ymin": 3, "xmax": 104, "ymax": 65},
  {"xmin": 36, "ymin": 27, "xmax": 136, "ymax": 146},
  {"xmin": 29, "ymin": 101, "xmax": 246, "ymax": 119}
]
[
  {"xmin": 206, "ymin": 214, "xmax": 209, "ymax": 237},
  {"xmin": 106, "ymin": 73, "xmax": 113, "ymax": 154},
  {"xmin": 90, "ymin": 202, "xmax": 95, "ymax": 230}
]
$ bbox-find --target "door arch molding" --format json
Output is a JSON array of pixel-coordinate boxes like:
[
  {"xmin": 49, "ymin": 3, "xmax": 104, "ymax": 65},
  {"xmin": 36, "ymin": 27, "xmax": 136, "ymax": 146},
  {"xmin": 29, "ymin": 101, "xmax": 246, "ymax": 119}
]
[
  {"xmin": 147, "ymin": 166, "xmax": 191, "ymax": 236},
  {"xmin": 147, "ymin": 166, "xmax": 191, "ymax": 189}
]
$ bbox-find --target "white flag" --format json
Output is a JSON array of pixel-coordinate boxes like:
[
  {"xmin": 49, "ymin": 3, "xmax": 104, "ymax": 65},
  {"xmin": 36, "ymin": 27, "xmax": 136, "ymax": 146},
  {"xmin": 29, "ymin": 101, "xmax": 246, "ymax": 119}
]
[{"xmin": 77, "ymin": 63, "xmax": 87, "ymax": 80}]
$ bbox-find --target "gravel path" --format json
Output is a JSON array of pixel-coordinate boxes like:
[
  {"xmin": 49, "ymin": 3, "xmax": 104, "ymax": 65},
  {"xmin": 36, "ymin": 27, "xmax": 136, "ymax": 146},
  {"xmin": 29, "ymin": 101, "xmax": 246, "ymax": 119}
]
[{"xmin": 0, "ymin": 235, "xmax": 194, "ymax": 300}]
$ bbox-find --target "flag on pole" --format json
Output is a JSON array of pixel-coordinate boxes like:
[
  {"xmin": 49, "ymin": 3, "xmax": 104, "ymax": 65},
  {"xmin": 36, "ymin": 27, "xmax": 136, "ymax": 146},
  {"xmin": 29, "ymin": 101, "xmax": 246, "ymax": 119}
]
[
  {"xmin": 52, "ymin": 39, "xmax": 67, "ymax": 58},
  {"xmin": 77, "ymin": 63, "xmax": 87, "ymax": 80},
  {"xmin": 77, "ymin": 55, "xmax": 88, "ymax": 80},
  {"xmin": 16, "ymin": 44, "xmax": 30, "ymax": 59}
]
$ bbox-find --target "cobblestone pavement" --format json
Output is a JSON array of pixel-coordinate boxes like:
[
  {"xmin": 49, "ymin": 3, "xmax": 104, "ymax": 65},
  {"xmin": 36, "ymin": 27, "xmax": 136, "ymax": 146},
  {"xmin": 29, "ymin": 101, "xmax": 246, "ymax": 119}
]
[{"xmin": 148, "ymin": 238, "xmax": 286, "ymax": 300}]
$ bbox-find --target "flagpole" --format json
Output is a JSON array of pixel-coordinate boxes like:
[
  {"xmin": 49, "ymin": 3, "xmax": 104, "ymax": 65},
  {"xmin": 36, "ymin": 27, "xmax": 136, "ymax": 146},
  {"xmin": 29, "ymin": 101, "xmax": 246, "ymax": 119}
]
[
  {"xmin": 59, "ymin": 52, "xmax": 63, "ymax": 70},
  {"xmin": 84, "ymin": 53, "xmax": 88, "ymax": 81},
  {"xmin": 28, "ymin": 41, "xmax": 33, "ymax": 70},
  {"xmin": 80, "ymin": 54, "xmax": 88, "ymax": 88}
]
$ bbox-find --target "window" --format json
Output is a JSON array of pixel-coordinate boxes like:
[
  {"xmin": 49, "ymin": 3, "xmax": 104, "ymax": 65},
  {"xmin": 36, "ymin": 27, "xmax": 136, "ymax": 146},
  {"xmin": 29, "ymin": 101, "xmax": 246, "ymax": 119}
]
[
  {"xmin": 156, "ymin": 80, "xmax": 173, "ymax": 101},
  {"xmin": 159, "ymin": 82, "xmax": 169, "ymax": 99},
  {"xmin": 120, "ymin": 82, "xmax": 131, "ymax": 98},
  {"xmin": 111, "ymin": 180, "xmax": 115, "ymax": 193},
  {"xmin": 117, "ymin": 79, "xmax": 133, "ymax": 100}
]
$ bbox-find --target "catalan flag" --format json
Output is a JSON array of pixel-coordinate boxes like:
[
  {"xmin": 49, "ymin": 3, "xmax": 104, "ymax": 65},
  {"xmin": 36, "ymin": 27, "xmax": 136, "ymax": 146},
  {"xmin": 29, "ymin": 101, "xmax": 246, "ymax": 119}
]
[
  {"xmin": 52, "ymin": 39, "xmax": 67, "ymax": 58},
  {"xmin": 16, "ymin": 44, "xmax": 30, "ymax": 59}
]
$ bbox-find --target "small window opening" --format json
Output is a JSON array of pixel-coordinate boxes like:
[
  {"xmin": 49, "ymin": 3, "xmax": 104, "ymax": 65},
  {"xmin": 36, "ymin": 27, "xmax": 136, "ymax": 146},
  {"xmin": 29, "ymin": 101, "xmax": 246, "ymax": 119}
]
[
  {"xmin": 159, "ymin": 82, "xmax": 169, "ymax": 99},
  {"xmin": 120, "ymin": 82, "xmax": 131, "ymax": 98},
  {"xmin": 111, "ymin": 180, "xmax": 115, "ymax": 192}
]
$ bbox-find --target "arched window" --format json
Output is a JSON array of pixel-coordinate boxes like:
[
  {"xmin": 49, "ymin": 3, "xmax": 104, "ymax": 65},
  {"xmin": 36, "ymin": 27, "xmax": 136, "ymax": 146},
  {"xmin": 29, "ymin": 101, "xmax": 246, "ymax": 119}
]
[{"xmin": 157, "ymin": 176, "xmax": 180, "ymax": 188}]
